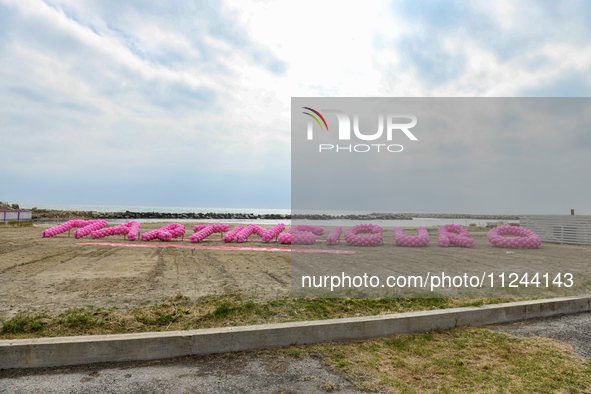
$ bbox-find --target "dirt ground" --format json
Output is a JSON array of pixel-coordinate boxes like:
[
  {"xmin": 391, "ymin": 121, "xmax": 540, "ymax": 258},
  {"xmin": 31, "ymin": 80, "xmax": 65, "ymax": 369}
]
[
  {"xmin": 1, "ymin": 223, "xmax": 590, "ymax": 318},
  {"xmin": 291, "ymin": 226, "xmax": 591, "ymax": 298},
  {"xmin": 0, "ymin": 223, "xmax": 291, "ymax": 319}
]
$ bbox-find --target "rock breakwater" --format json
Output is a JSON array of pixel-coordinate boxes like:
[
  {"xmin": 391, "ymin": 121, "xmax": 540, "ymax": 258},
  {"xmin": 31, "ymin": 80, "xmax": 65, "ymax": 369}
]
[{"xmin": 30, "ymin": 209, "xmax": 520, "ymax": 221}]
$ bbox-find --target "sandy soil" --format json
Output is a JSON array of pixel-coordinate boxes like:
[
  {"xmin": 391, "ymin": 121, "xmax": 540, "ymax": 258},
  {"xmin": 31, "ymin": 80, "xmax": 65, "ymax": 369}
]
[
  {"xmin": 291, "ymin": 226, "xmax": 591, "ymax": 298},
  {"xmin": 0, "ymin": 223, "xmax": 291, "ymax": 318},
  {"xmin": 1, "ymin": 223, "xmax": 590, "ymax": 318}
]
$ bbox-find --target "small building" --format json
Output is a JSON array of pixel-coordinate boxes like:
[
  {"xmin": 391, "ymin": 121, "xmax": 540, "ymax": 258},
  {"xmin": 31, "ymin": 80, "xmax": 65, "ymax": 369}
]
[{"xmin": 0, "ymin": 210, "xmax": 33, "ymax": 227}]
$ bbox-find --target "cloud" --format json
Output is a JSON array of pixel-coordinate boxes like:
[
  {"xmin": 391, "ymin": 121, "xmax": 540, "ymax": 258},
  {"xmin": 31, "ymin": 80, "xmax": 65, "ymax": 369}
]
[
  {"xmin": 518, "ymin": 70, "xmax": 591, "ymax": 96},
  {"xmin": 0, "ymin": 0, "xmax": 590, "ymax": 212},
  {"xmin": 0, "ymin": 0, "xmax": 291, "ymax": 208}
]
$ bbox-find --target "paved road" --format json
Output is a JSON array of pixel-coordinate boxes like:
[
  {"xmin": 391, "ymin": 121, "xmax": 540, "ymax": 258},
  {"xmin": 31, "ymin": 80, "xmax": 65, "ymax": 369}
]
[
  {"xmin": 0, "ymin": 350, "xmax": 364, "ymax": 394},
  {"xmin": 490, "ymin": 311, "xmax": 591, "ymax": 360}
]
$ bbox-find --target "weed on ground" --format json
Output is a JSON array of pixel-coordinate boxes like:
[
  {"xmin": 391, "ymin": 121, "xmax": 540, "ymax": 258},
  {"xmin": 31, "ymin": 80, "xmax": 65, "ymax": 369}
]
[
  {"xmin": 284, "ymin": 326, "xmax": 591, "ymax": 393},
  {"xmin": 0, "ymin": 293, "xmax": 519, "ymax": 339}
]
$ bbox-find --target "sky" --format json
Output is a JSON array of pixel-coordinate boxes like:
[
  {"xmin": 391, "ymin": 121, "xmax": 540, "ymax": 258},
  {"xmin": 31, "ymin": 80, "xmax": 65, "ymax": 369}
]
[{"xmin": 1, "ymin": 0, "xmax": 590, "ymax": 211}]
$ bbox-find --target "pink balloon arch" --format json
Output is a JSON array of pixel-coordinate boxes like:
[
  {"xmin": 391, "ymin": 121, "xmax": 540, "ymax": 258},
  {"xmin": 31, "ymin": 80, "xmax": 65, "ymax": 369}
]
[
  {"xmin": 235, "ymin": 224, "xmax": 262, "ymax": 243},
  {"xmin": 222, "ymin": 225, "xmax": 245, "ymax": 243},
  {"xmin": 42, "ymin": 220, "xmax": 87, "ymax": 238},
  {"xmin": 42, "ymin": 220, "xmax": 108, "ymax": 239},
  {"xmin": 90, "ymin": 221, "xmax": 141, "ymax": 241},
  {"xmin": 394, "ymin": 226, "xmax": 429, "ymax": 247},
  {"xmin": 438, "ymin": 224, "xmax": 474, "ymax": 248},
  {"xmin": 261, "ymin": 223, "xmax": 286, "ymax": 242},
  {"xmin": 215, "ymin": 223, "xmax": 287, "ymax": 243},
  {"xmin": 141, "ymin": 223, "xmax": 186, "ymax": 242},
  {"xmin": 488, "ymin": 226, "xmax": 542, "ymax": 249},
  {"xmin": 190, "ymin": 224, "xmax": 230, "ymax": 243}
]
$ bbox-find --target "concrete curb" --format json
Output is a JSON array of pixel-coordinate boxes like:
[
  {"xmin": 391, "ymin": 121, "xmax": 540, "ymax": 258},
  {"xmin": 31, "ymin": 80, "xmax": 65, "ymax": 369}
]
[{"xmin": 1, "ymin": 295, "xmax": 590, "ymax": 369}]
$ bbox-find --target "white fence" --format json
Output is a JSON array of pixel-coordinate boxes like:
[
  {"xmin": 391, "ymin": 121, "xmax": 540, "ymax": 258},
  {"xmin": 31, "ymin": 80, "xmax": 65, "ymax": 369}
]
[
  {"xmin": 520, "ymin": 215, "xmax": 591, "ymax": 245},
  {"xmin": 0, "ymin": 210, "xmax": 33, "ymax": 223}
]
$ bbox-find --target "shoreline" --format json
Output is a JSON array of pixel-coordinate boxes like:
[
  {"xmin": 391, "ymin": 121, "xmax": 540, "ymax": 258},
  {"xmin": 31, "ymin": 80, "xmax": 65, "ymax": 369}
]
[{"xmin": 26, "ymin": 208, "xmax": 520, "ymax": 222}]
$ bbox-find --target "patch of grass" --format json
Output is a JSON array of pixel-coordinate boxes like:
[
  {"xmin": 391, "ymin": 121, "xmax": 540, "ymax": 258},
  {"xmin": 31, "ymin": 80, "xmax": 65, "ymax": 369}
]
[
  {"xmin": 0, "ymin": 293, "xmax": 523, "ymax": 340},
  {"xmin": 58, "ymin": 308, "xmax": 100, "ymax": 329},
  {"xmin": 309, "ymin": 326, "xmax": 591, "ymax": 393},
  {"xmin": 213, "ymin": 302, "xmax": 233, "ymax": 318},
  {"xmin": 0, "ymin": 314, "xmax": 48, "ymax": 334}
]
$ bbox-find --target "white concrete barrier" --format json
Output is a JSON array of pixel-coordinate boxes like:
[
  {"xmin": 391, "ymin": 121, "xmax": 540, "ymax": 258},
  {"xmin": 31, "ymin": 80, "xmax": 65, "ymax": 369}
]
[{"xmin": 1, "ymin": 295, "xmax": 590, "ymax": 369}]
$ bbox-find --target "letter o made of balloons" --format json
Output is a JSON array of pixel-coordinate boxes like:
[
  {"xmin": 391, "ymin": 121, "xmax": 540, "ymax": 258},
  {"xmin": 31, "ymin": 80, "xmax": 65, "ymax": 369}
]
[{"xmin": 488, "ymin": 226, "xmax": 542, "ymax": 249}]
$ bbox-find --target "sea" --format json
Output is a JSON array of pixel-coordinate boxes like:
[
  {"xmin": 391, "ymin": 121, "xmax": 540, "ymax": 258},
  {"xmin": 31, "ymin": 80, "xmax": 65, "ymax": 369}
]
[{"xmin": 21, "ymin": 204, "xmax": 517, "ymax": 227}]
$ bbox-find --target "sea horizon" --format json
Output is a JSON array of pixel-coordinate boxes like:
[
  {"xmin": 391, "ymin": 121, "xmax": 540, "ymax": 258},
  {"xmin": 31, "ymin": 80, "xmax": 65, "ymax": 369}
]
[
  {"xmin": 18, "ymin": 204, "xmax": 527, "ymax": 217},
  {"xmin": 19, "ymin": 204, "xmax": 292, "ymax": 215},
  {"xmin": 22, "ymin": 204, "xmax": 519, "ymax": 227}
]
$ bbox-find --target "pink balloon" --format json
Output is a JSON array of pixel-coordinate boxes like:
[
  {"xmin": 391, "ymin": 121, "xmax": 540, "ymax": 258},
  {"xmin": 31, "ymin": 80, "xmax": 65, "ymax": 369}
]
[
  {"xmin": 488, "ymin": 226, "xmax": 541, "ymax": 249},
  {"xmin": 344, "ymin": 224, "xmax": 383, "ymax": 246},
  {"xmin": 141, "ymin": 223, "xmax": 186, "ymax": 242},
  {"xmin": 394, "ymin": 226, "xmax": 429, "ymax": 247},
  {"xmin": 190, "ymin": 224, "xmax": 230, "ymax": 243},
  {"xmin": 326, "ymin": 227, "xmax": 343, "ymax": 245},
  {"xmin": 437, "ymin": 224, "xmax": 474, "ymax": 248}
]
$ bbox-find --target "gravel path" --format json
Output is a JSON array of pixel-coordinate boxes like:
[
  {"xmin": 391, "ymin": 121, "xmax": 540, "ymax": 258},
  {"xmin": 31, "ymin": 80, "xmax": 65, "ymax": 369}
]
[
  {"xmin": 490, "ymin": 311, "xmax": 591, "ymax": 360},
  {"xmin": 0, "ymin": 351, "xmax": 364, "ymax": 394}
]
